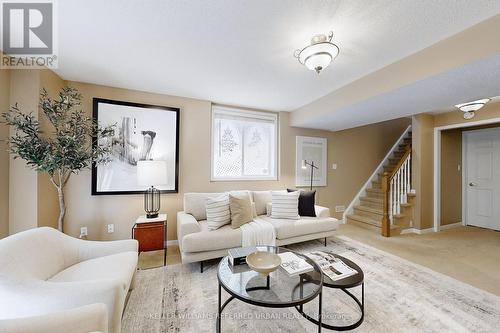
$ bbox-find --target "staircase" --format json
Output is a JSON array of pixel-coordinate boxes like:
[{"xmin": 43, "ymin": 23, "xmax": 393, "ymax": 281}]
[{"xmin": 346, "ymin": 128, "xmax": 415, "ymax": 236}]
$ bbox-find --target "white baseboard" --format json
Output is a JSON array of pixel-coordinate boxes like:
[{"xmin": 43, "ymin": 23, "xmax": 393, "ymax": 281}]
[
  {"xmin": 400, "ymin": 227, "xmax": 435, "ymax": 235},
  {"xmin": 439, "ymin": 222, "xmax": 463, "ymax": 231}
]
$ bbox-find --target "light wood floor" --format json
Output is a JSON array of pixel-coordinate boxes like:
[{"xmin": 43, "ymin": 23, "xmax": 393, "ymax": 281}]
[{"xmin": 138, "ymin": 223, "xmax": 500, "ymax": 296}]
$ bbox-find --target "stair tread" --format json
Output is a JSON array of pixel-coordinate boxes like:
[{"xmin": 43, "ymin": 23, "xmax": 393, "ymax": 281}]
[
  {"xmin": 361, "ymin": 196, "xmax": 383, "ymax": 203},
  {"xmin": 348, "ymin": 214, "xmax": 400, "ymax": 230},
  {"xmin": 366, "ymin": 188, "xmax": 383, "ymax": 193},
  {"xmin": 347, "ymin": 214, "xmax": 381, "ymax": 227},
  {"xmin": 355, "ymin": 205, "xmax": 383, "ymax": 214}
]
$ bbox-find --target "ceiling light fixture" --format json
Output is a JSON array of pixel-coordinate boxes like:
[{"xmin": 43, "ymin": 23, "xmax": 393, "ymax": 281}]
[
  {"xmin": 294, "ymin": 31, "xmax": 339, "ymax": 74},
  {"xmin": 455, "ymin": 98, "xmax": 491, "ymax": 119}
]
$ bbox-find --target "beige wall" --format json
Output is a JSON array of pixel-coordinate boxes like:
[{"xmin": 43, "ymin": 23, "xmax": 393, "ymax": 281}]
[
  {"xmin": 328, "ymin": 117, "xmax": 411, "ymax": 218},
  {"xmin": 0, "ymin": 69, "xmax": 10, "ymax": 238},
  {"xmin": 62, "ymin": 81, "xmax": 410, "ymax": 241},
  {"xmin": 411, "ymin": 114, "xmax": 434, "ymax": 229},
  {"xmin": 410, "ymin": 101, "xmax": 500, "ymax": 230},
  {"xmin": 4, "ymin": 69, "xmax": 63, "ymax": 235},
  {"xmin": 440, "ymin": 129, "xmax": 462, "ymax": 226},
  {"xmin": 8, "ymin": 70, "xmax": 40, "ymax": 234},
  {"xmin": 64, "ymin": 81, "xmax": 332, "ymax": 240},
  {"xmin": 2, "ymin": 68, "xmax": 410, "ymax": 240}
]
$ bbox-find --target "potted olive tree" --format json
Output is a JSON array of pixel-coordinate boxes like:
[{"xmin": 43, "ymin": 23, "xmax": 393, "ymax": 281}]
[{"xmin": 2, "ymin": 87, "xmax": 115, "ymax": 232}]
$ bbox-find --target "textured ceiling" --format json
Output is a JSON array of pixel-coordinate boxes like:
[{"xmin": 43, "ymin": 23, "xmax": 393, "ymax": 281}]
[
  {"xmin": 55, "ymin": 0, "xmax": 500, "ymax": 113},
  {"xmin": 299, "ymin": 54, "xmax": 500, "ymax": 131}
]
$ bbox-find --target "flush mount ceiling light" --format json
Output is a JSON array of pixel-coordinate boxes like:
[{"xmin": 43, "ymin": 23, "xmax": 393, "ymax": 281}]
[
  {"xmin": 294, "ymin": 31, "xmax": 339, "ymax": 74},
  {"xmin": 455, "ymin": 98, "xmax": 491, "ymax": 119}
]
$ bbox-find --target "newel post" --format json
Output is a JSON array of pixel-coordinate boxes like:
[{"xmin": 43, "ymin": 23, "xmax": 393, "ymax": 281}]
[{"xmin": 381, "ymin": 172, "xmax": 390, "ymax": 237}]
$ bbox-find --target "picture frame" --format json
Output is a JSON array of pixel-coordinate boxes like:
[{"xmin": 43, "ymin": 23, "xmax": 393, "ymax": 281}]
[
  {"xmin": 91, "ymin": 98, "xmax": 180, "ymax": 195},
  {"xmin": 295, "ymin": 136, "xmax": 327, "ymax": 187}
]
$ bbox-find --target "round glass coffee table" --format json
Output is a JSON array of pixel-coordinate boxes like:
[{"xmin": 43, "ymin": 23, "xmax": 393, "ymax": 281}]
[
  {"xmin": 296, "ymin": 253, "xmax": 364, "ymax": 331},
  {"xmin": 217, "ymin": 246, "xmax": 324, "ymax": 332}
]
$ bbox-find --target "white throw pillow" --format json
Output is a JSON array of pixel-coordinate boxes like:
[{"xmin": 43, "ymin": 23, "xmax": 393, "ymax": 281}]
[
  {"xmin": 252, "ymin": 190, "xmax": 272, "ymax": 216},
  {"xmin": 271, "ymin": 191, "xmax": 300, "ymax": 220},
  {"xmin": 206, "ymin": 195, "xmax": 231, "ymax": 230}
]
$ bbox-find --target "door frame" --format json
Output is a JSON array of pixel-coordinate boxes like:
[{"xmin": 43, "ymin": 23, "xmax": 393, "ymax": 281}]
[{"xmin": 433, "ymin": 117, "xmax": 500, "ymax": 232}]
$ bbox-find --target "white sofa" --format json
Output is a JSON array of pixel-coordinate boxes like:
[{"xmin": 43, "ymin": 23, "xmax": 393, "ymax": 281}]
[
  {"xmin": 177, "ymin": 191, "xmax": 339, "ymax": 271},
  {"xmin": 0, "ymin": 227, "xmax": 138, "ymax": 333}
]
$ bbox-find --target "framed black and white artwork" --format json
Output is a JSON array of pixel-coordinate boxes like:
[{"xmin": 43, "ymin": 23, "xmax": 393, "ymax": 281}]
[
  {"xmin": 91, "ymin": 98, "xmax": 180, "ymax": 195},
  {"xmin": 295, "ymin": 136, "xmax": 327, "ymax": 187}
]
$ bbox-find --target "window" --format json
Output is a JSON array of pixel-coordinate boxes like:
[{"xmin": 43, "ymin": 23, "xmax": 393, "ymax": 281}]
[{"xmin": 211, "ymin": 106, "xmax": 278, "ymax": 181}]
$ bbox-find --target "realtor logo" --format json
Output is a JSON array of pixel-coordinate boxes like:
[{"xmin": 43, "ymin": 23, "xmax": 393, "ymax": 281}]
[{"xmin": 1, "ymin": 0, "xmax": 57, "ymax": 68}]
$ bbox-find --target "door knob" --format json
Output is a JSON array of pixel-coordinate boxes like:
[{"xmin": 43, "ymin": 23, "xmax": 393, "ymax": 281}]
[{"xmin": 469, "ymin": 182, "xmax": 477, "ymax": 187}]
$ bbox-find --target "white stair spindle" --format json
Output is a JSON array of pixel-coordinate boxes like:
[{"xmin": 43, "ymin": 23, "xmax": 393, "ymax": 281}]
[
  {"xmin": 403, "ymin": 159, "xmax": 407, "ymax": 203},
  {"xmin": 408, "ymin": 154, "xmax": 412, "ymax": 191},
  {"xmin": 397, "ymin": 170, "xmax": 401, "ymax": 215}
]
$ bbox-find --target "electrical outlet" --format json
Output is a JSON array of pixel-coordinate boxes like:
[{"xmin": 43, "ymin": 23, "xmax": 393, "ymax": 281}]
[
  {"xmin": 332, "ymin": 163, "xmax": 338, "ymax": 170},
  {"xmin": 80, "ymin": 227, "xmax": 88, "ymax": 237},
  {"xmin": 335, "ymin": 205, "xmax": 345, "ymax": 213},
  {"xmin": 107, "ymin": 224, "xmax": 114, "ymax": 233}
]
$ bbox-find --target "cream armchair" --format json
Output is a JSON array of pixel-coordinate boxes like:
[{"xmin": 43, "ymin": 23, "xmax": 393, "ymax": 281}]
[
  {"xmin": 0, "ymin": 303, "xmax": 108, "ymax": 333},
  {"xmin": 0, "ymin": 227, "xmax": 138, "ymax": 333}
]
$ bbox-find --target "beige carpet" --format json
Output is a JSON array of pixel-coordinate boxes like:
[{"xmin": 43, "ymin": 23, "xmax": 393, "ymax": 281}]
[{"xmin": 123, "ymin": 236, "xmax": 500, "ymax": 332}]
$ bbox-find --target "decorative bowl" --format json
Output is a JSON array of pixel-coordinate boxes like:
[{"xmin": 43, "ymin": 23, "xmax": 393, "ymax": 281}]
[{"xmin": 246, "ymin": 251, "xmax": 282, "ymax": 276}]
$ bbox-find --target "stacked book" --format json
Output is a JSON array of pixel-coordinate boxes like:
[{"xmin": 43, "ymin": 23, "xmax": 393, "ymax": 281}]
[
  {"xmin": 228, "ymin": 247, "xmax": 259, "ymax": 266},
  {"xmin": 278, "ymin": 252, "xmax": 314, "ymax": 276}
]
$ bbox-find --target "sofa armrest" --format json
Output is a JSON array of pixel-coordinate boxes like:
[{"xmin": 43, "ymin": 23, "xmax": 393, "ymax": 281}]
[
  {"xmin": 0, "ymin": 303, "xmax": 108, "ymax": 333},
  {"xmin": 315, "ymin": 205, "xmax": 331, "ymax": 218},
  {"xmin": 0, "ymin": 279, "xmax": 124, "ymax": 333},
  {"xmin": 68, "ymin": 236, "xmax": 138, "ymax": 262},
  {"xmin": 177, "ymin": 212, "xmax": 202, "ymax": 252}
]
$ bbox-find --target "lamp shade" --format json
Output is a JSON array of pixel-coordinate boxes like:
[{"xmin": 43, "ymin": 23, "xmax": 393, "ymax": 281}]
[{"xmin": 137, "ymin": 160, "xmax": 168, "ymax": 186}]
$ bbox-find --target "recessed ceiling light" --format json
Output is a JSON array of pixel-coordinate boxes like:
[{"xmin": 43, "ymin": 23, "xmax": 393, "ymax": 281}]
[
  {"xmin": 455, "ymin": 98, "xmax": 490, "ymax": 119},
  {"xmin": 294, "ymin": 31, "xmax": 339, "ymax": 74}
]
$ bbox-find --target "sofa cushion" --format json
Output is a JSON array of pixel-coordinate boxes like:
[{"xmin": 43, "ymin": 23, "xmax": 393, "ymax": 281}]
[
  {"xmin": 184, "ymin": 193, "xmax": 225, "ymax": 220},
  {"xmin": 182, "ymin": 221, "xmax": 242, "ymax": 252},
  {"xmin": 229, "ymin": 192, "xmax": 253, "ymax": 228},
  {"xmin": 261, "ymin": 216, "xmax": 338, "ymax": 240},
  {"xmin": 49, "ymin": 252, "xmax": 138, "ymax": 292},
  {"xmin": 252, "ymin": 191, "xmax": 272, "ymax": 216},
  {"xmin": 206, "ymin": 194, "xmax": 231, "ymax": 230},
  {"xmin": 287, "ymin": 189, "xmax": 316, "ymax": 217},
  {"xmin": 271, "ymin": 191, "xmax": 300, "ymax": 220}
]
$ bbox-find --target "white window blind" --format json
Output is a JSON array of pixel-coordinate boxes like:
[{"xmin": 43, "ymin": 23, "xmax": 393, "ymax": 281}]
[{"xmin": 211, "ymin": 106, "xmax": 278, "ymax": 181}]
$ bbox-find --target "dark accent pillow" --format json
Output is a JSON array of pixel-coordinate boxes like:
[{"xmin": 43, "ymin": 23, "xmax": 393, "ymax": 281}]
[{"xmin": 287, "ymin": 189, "xmax": 316, "ymax": 217}]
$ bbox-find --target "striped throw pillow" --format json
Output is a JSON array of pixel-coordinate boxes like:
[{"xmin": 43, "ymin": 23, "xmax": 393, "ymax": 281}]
[
  {"xmin": 271, "ymin": 191, "xmax": 300, "ymax": 220},
  {"xmin": 206, "ymin": 195, "xmax": 231, "ymax": 230}
]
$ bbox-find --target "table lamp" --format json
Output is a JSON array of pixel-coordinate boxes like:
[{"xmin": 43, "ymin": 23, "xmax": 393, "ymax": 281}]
[{"xmin": 137, "ymin": 160, "xmax": 167, "ymax": 218}]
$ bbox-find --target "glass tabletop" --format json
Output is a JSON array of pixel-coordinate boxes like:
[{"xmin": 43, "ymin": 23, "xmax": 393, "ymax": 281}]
[{"xmin": 217, "ymin": 246, "xmax": 323, "ymax": 307}]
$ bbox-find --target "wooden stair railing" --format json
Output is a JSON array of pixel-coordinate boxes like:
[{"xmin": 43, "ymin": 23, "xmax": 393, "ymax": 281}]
[{"xmin": 381, "ymin": 144, "xmax": 412, "ymax": 237}]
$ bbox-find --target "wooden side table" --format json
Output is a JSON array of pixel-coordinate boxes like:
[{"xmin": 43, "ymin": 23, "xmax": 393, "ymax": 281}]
[{"xmin": 132, "ymin": 214, "xmax": 167, "ymax": 266}]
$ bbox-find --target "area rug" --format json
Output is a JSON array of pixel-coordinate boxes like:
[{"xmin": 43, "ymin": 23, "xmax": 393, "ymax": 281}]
[{"xmin": 122, "ymin": 236, "xmax": 500, "ymax": 332}]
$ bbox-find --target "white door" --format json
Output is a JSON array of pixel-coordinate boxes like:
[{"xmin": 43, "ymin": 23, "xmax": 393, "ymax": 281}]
[{"xmin": 464, "ymin": 127, "xmax": 500, "ymax": 231}]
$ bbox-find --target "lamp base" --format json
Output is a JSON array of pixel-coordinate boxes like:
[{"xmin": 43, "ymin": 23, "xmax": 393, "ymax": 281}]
[{"xmin": 146, "ymin": 213, "xmax": 159, "ymax": 219}]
